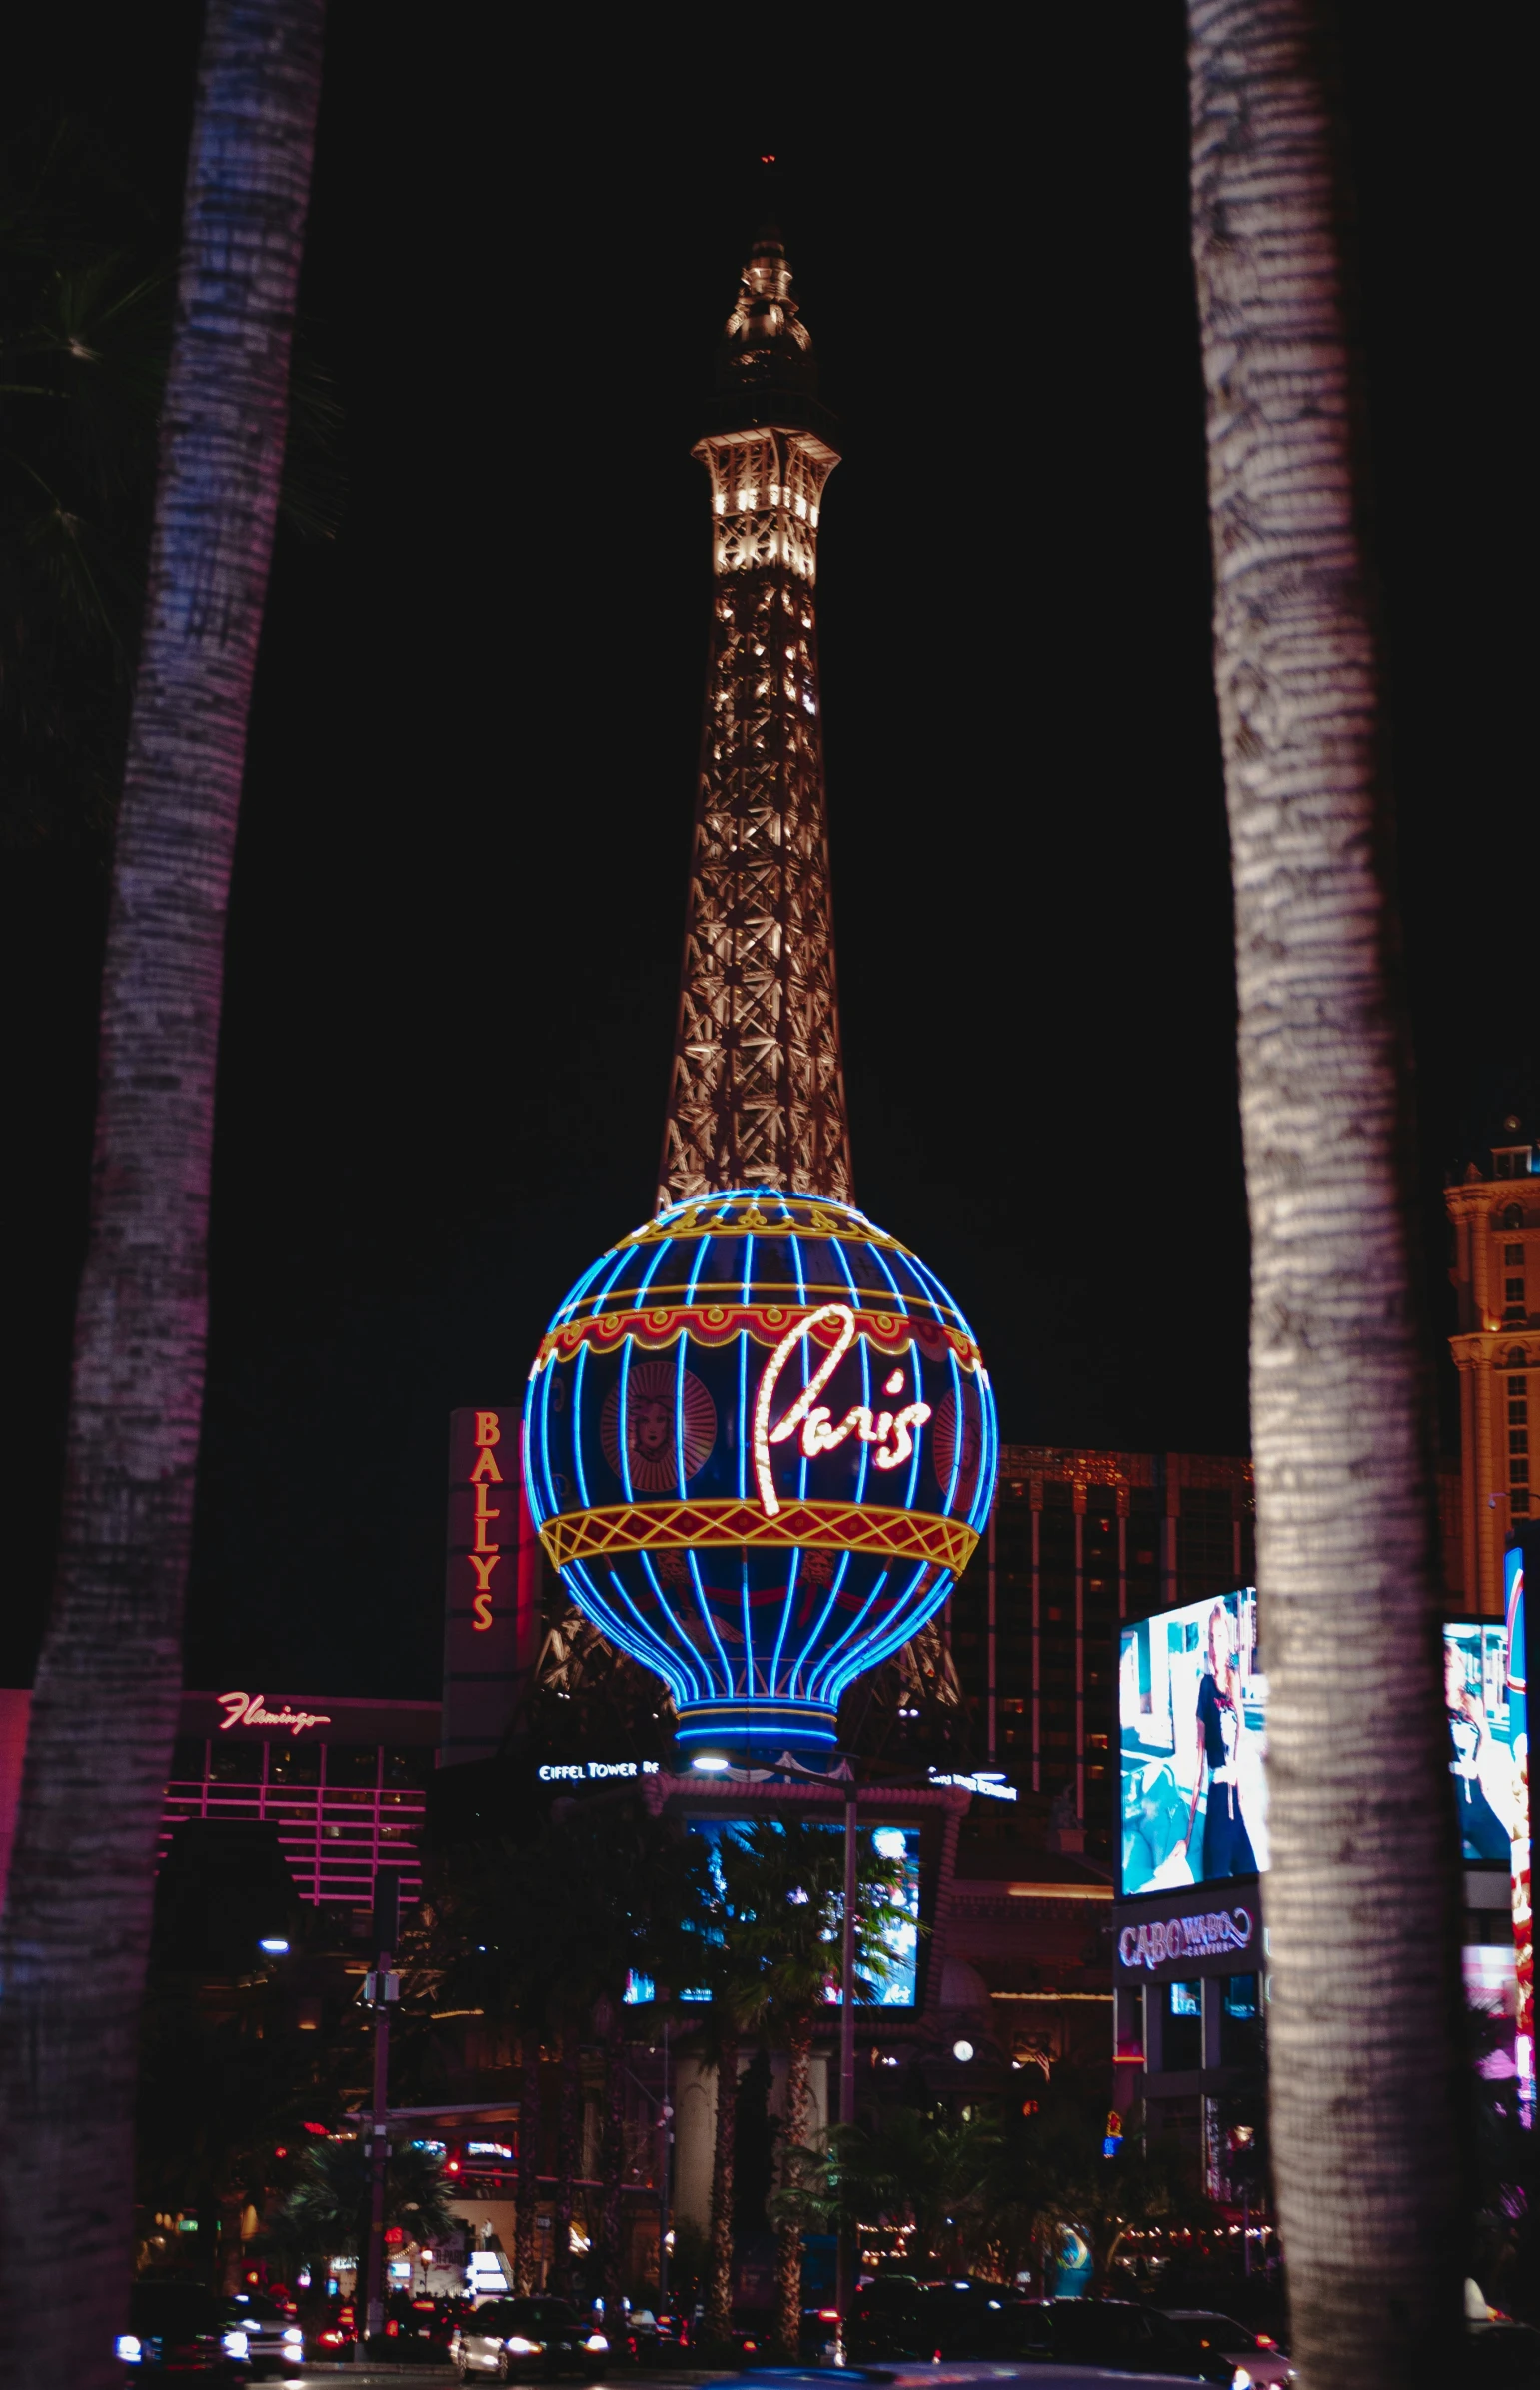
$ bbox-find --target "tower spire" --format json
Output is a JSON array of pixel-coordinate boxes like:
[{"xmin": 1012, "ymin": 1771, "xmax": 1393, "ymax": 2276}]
[{"xmin": 657, "ymin": 230, "xmax": 853, "ymax": 1209}]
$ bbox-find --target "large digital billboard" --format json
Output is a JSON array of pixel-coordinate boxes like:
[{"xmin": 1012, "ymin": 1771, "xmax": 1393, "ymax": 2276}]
[
  {"xmin": 1118, "ymin": 1589, "xmax": 1530, "ymax": 1898},
  {"xmin": 1119, "ymin": 1591, "xmax": 1268, "ymax": 1898}
]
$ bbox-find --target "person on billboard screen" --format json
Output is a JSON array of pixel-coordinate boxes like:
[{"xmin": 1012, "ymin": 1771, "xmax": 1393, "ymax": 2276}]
[
  {"xmin": 1445, "ymin": 1631, "xmax": 1514, "ymax": 1863},
  {"xmin": 1184, "ymin": 1603, "xmax": 1259, "ymax": 1881}
]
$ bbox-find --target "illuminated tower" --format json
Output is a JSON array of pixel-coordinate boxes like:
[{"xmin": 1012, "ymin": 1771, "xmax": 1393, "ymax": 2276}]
[{"xmin": 658, "ymin": 228, "xmax": 853, "ymax": 1210}]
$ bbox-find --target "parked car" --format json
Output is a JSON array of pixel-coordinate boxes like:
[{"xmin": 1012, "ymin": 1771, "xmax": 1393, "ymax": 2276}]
[
  {"xmin": 844, "ymin": 2274, "xmax": 926, "ymax": 2361},
  {"xmin": 450, "ymin": 2296, "xmax": 610, "ymax": 2382},
  {"xmin": 221, "ymin": 2293, "xmax": 305, "ymax": 2375},
  {"xmin": 622, "ymin": 2306, "xmax": 690, "ymax": 2362},
  {"xmin": 986, "ymin": 2296, "xmax": 1279, "ymax": 2382},
  {"xmin": 118, "ymin": 2282, "xmax": 248, "ymax": 2378},
  {"xmin": 1158, "ymin": 2308, "xmax": 1293, "ymax": 2387}
]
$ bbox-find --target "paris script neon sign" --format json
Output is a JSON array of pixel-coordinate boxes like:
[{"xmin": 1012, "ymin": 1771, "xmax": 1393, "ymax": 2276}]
[{"xmin": 752, "ymin": 1302, "xmax": 932, "ymax": 1519}]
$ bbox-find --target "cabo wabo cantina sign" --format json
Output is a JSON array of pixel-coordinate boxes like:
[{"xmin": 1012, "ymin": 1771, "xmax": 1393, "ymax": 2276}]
[{"xmin": 1117, "ymin": 1905, "xmax": 1254, "ymax": 1974}]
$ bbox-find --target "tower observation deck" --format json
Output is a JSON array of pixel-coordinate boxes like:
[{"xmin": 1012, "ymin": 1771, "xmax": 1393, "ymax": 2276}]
[{"xmin": 658, "ymin": 229, "xmax": 853, "ymax": 1210}]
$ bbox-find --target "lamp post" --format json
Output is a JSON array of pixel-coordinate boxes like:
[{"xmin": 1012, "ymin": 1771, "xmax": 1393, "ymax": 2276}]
[{"xmin": 363, "ymin": 1870, "xmax": 401, "ymax": 2343}]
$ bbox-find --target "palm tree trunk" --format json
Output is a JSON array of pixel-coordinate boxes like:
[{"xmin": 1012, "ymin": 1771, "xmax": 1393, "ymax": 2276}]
[
  {"xmin": 599, "ymin": 2006, "xmax": 626, "ymax": 2305},
  {"xmin": 517, "ymin": 2036, "xmax": 541, "ymax": 2293},
  {"xmin": 553, "ymin": 2030, "xmax": 582, "ymax": 2298},
  {"xmin": 704, "ymin": 2031, "xmax": 739, "ymax": 2343},
  {"xmin": 1186, "ymin": 6, "xmax": 1465, "ymax": 2383},
  {"xmin": 0, "ymin": 8, "xmax": 324, "ymax": 2386},
  {"xmin": 772, "ymin": 2019, "xmax": 813, "ymax": 2362}
]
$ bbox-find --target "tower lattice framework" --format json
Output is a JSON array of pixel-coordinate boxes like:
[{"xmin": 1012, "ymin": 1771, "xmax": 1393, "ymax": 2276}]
[
  {"xmin": 536, "ymin": 228, "xmax": 965, "ymax": 1758},
  {"xmin": 658, "ymin": 230, "xmax": 853, "ymax": 1211}
]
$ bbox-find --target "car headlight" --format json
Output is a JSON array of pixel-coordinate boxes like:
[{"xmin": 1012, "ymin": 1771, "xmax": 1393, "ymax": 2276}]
[
  {"xmin": 283, "ymin": 2325, "xmax": 305, "ymax": 2348},
  {"xmin": 115, "ymin": 2336, "xmax": 143, "ymax": 2363},
  {"xmin": 223, "ymin": 2329, "xmax": 250, "ymax": 2358},
  {"xmin": 584, "ymin": 2333, "xmax": 609, "ymax": 2352},
  {"xmin": 507, "ymin": 2336, "xmax": 541, "ymax": 2354},
  {"xmin": 1232, "ymin": 2372, "xmax": 1252, "ymax": 2389}
]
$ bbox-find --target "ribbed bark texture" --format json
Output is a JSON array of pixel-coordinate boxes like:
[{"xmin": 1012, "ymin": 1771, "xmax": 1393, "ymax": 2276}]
[
  {"xmin": 1185, "ymin": 7, "xmax": 1466, "ymax": 2386},
  {"xmin": 705, "ymin": 2034, "xmax": 739, "ymax": 2341},
  {"xmin": 772, "ymin": 2021, "xmax": 813, "ymax": 2360},
  {"xmin": 516, "ymin": 2041, "xmax": 541, "ymax": 2292},
  {"xmin": 0, "ymin": 6, "xmax": 324, "ymax": 2383}
]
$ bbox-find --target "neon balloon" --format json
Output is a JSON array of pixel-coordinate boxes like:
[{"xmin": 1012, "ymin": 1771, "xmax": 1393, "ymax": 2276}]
[{"xmin": 524, "ymin": 1192, "xmax": 997, "ymax": 1757}]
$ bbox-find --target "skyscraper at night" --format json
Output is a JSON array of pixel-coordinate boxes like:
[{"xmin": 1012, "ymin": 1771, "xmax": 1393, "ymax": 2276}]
[{"xmin": 659, "ymin": 228, "xmax": 852, "ymax": 1211}]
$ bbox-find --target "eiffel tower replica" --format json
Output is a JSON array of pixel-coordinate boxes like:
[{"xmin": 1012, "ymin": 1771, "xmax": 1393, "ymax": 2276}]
[{"xmin": 522, "ymin": 227, "xmax": 968, "ymax": 1764}]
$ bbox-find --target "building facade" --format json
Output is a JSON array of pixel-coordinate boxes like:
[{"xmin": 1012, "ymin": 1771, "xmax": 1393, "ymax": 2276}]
[
  {"xmin": 946, "ymin": 1448, "xmax": 1255, "ymax": 1862},
  {"xmin": 1447, "ymin": 1116, "xmax": 1540, "ymax": 1613}
]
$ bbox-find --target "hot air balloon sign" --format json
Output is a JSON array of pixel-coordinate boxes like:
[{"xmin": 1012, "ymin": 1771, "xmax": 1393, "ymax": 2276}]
[{"xmin": 524, "ymin": 1193, "xmax": 997, "ymax": 1757}]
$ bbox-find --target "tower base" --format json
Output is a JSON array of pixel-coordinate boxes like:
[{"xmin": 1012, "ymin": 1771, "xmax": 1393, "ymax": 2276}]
[{"xmin": 674, "ymin": 1698, "xmax": 838, "ymax": 1764}]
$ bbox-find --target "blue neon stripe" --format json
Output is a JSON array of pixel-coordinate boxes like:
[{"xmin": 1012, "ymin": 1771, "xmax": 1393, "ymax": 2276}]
[
  {"xmin": 866, "ymin": 1240, "xmax": 910, "ymax": 1317},
  {"xmin": 788, "ymin": 1550, "xmax": 851, "ymax": 1698},
  {"xmin": 788, "ymin": 1235, "xmax": 807, "ymax": 1302},
  {"xmin": 675, "ymin": 1721, "xmax": 836, "ymax": 1742},
  {"xmin": 686, "ymin": 1231, "xmax": 712, "ymax": 1302},
  {"xmin": 828, "ymin": 1563, "xmax": 950, "ymax": 1697},
  {"xmin": 806, "ymin": 1560, "xmax": 884, "ymax": 1698},
  {"xmin": 742, "ymin": 1551, "xmax": 756, "ymax": 1702},
  {"xmin": 941, "ymin": 1350, "xmax": 964, "ymax": 1516},
  {"xmin": 969, "ymin": 1381, "xmax": 1000, "ymax": 1531},
  {"xmin": 741, "ymin": 1232, "xmax": 754, "ymax": 1303},
  {"xmin": 617, "ymin": 1337, "xmax": 635, "ymax": 1503},
  {"xmin": 571, "ymin": 1344, "xmax": 591, "ymax": 1511},
  {"xmin": 688, "ymin": 1549, "xmax": 736, "ymax": 1697},
  {"xmin": 636, "ymin": 1551, "xmax": 711, "ymax": 1703},
  {"xmin": 586, "ymin": 1241, "xmax": 635, "ymax": 1318},
  {"xmin": 829, "ymin": 1238, "xmax": 860, "ymax": 1299},
  {"xmin": 769, "ymin": 1547, "xmax": 801, "ymax": 1696},
  {"xmin": 554, "ymin": 1246, "xmax": 614, "ymax": 1325},
  {"xmin": 527, "ymin": 1372, "xmax": 553, "ymax": 1524},
  {"xmin": 634, "ymin": 1234, "xmax": 673, "ymax": 1305},
  {"xmin": 737, "ymin": 1333, "xmax": 748, "ymax": 1501},
  {"xmin": 566, "ymin": 1556, "xmax": 690, "ymax": 1702}
]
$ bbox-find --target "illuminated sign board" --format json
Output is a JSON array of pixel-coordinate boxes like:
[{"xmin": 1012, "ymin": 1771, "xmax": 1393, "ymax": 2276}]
[
  {"xmin": 218, "ymin": 1692, "xmax": 332, "ymax": 1738},
  {"xmin": 443, "ymin": 1407, "xmax": 541, "ymax": 1766},
  {"xmin": 1116, "ymin": 1904, "xmax": 1254, "ymax": 1974},
  {"xmin": 1119, "ymin": 1590, "xmax": 1267, "ymax": 1898},
  {"xmin": 1118, "ymin": 1587, "xmax": 1532, "ymax": 1907},
  {"xmin": 928, "ymin": 1768, "xmax": 1017, "ymax": 1802},
  {"xmin": 537, "ymin": 1760, "xmax": 662, "ymax": 1782}
]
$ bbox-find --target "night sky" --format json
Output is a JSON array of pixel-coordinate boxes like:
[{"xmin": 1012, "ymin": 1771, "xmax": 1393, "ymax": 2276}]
[{"xmin": 2, "ymin": 5, "xmax": 1532, "ymax": 1698}]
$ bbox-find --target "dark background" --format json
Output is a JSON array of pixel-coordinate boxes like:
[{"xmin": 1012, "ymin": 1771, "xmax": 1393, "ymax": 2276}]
[{"xmin": 2, "ymin": 5, "xmax": 1531, "ymax": 1696}]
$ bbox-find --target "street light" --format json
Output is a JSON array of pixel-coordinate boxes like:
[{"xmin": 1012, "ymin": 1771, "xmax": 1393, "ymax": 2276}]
[{"xmin": 952, "ymin": 2039, "xmax": 974, "ymax": 2063}]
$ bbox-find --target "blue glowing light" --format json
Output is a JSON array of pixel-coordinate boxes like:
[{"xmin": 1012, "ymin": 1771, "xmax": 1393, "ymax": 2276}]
[{"xmin": 524, "ymin": 1193, "xmax": 997, "ymax": 1755}]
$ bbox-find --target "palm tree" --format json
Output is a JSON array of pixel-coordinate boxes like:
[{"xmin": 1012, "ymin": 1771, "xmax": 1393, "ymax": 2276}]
[
  {"xmin": 719, "ymin": 1818, "xmax": 903, "ymax": 2361},
  {"xmin": 823, "ymin": 2101, "xmax": 1003, "ymax": 2277},
  {"xmin": 265, "ymin": 2138, "xmax": 457, "ymax": 2274},
  {"xmin": 0, "ymin": 7, "xmax": 326, "ymax": 2381},
  {"xmin": 1186, "ymin": 5, "xmax": 1466, "ymax": 2382}
]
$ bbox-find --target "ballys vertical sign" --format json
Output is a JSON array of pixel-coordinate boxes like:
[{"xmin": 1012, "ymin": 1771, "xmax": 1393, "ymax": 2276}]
[{"xmin": 443, "ymin": 1406, "xmax": 540, "ymax": 1768}]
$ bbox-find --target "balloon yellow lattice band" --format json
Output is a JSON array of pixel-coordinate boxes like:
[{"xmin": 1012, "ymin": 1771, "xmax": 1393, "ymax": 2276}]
[{"xmin": 536, "ymin": 1498, "xmax": 980, "ymax": 1577}]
